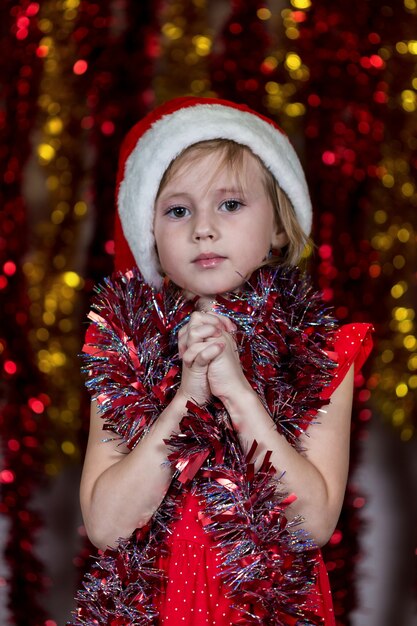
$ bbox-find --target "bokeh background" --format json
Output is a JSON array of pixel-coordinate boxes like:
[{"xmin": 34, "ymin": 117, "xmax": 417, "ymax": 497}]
[{"xmin": 1, "ymin": 0, "xmax": 416, "ymax": 624}]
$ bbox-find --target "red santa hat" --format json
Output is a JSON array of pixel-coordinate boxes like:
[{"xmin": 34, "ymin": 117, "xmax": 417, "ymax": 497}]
[{"xmin": 114, "ymin": 96, "xmax": 312, "ymax": 286}]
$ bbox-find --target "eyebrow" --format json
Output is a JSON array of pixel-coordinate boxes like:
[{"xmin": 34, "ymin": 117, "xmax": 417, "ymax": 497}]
[
  {"xmin": 158, "ymin": 187, "xmax": 245, "ymax": 202},
  {"xmin": 158, "ymin": 192, "xmax": 192, "ymax": 201},
  {"xmin": 216, "ymin": 187, "xmax": 245, "ymax": 195}
]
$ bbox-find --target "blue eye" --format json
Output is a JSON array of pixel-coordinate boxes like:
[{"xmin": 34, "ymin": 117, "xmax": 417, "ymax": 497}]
[
  {"xmin": 221, "ymin": 199, "xmax": 243, "ymax": 212},
  {"xmin": 167, "ymin": 206, "xmax": 189, "ymax": 218}
]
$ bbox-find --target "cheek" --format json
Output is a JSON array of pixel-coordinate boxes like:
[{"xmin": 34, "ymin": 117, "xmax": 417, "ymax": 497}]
[
  {"xmin": 154, "ymin": 233, "xmax": 177, "ymax": 276},
  {"xmin": 253, "ymin": 219, "xmax": 273, "ymax": 249}
]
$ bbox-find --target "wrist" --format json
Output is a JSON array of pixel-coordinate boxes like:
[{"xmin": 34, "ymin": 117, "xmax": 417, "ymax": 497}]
[
  {"xmin": 160, "ymin": 388, "xmax": 191, "ymax": 423},
  {"xmin": 175, "ymin": 385, "xmax": 208, "ymax": 408},
  {"xmin": 219, "ymin": 384, "xmax": 261, "ymax": 421}
]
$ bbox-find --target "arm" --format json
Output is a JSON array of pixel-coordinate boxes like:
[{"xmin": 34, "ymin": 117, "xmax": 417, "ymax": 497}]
[
  {"xmin": 80, "ymin": 311, "xmax": 234, "ymax": 550},
  {"xmin": 80, "ymin": 392, "xmax": 189, "ymax": 551},
  {"xmin": 204, "ymin": 314, "xmax": 354, "ymax": 547},
  {"xmin": 222, "ymin": 366, "xmax": 354, "ymax": 547}
]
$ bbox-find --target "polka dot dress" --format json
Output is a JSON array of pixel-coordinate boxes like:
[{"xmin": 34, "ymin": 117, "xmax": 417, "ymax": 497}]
[
  {"xmin": 82, "ymin": 284, "xmax": 374, "ymax": 623},
  {"xmin": 154, "ymin": 323, "xmax": 374, "ymax": 624},
  {"xmin": 155, "ymin": 492, "xmax": 242, "ymax": 624},
  {"xmin": 154, "ymin": 491, "xmax": 335, "ymax": 625}
]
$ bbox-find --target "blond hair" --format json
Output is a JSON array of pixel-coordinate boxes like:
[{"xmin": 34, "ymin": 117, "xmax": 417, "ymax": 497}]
[{"xmin": 157, "ymin": 139, "xmax": 312, "ymax": 267}]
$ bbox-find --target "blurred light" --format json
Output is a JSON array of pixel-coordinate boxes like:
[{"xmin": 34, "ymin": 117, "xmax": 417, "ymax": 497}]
[
  {"xmin": 396, "ymin": 41, "xmax": 408, "ymax": 54},
  {"xmin": 74, "ymin": 201, "xmax": 87, "ymax": 216},
  {"xmin": 290, "ymin": 0, "xmax": 311, "ymax": 7},
  {"xmin": 401, "ymin": 427, "xmax": 413, "ymax": 441},
  {"xmin": 404, "ymin": 336, "xmax": 417, "ymax": 350},
  {"xmin": 63, "ymin": 271, "xmax": 81, "ymax": 288},
  {"xmin": 401, "ymin": 182, "xmax": 414, "ymax": 197},
  {"xmin": 397, "ymin": 227, "xmax": 410, "ymax": 242},
  {"xmin": 408, "ymin": 40, "xmax": 417, "ymax": 54},
  {"xmin": 409, "ymin": 375, "xmax": 417, "ymax": 388},
  {"xmin": 401, "ymin": 89, "xmax": 416, "ymax": 112},
  {"xmin": 265, "ymin": 81, "xmax": 280, "ymax": 94},
  {"xmin": 382, "ymin": 173, "xmax": 394, "ymax": 187},
  {"xmin": 257, "ymin": 8, "xmax": 271, "ymax": 20},
  {"xmin": 391, "ymin": 282, "xmax": 407, "ymax": 298},
  {"xmin": 285, "ymin": 53, "xmax": 302, "ymax": 70},
  {"xmin": 392, "ymin": 408, "xmax": 405, "ymax": 426},
  {"xmin": 162, "ymin": 22, "xmax": 183, "ymax": 40},
  {"xmin": 381, "ymin": 349, "xmax": 394, "ymax": 363},
  {"xmin": 62, "ymin": 441, "xmax": 76, "ymax": 455},
  {"xmin": 0, "ymin": 470, "xmax": 15, "ymax": 484},
  {"xmin": 73, "ymin": 59, "xmax": 88, "ymax": 75},
  {"xmin": 192, "ymin": 35, "xmax": 211, "ymax": 56},
  {"xmin": 395, "ymin": 383, "xmax": 408, "ymax": 397},
  {"xmin": 374, "ymin": 209, "xmax": 387, "ymax": 224},
  {"xmin": 285, "ymin": 102, "xmax": 305, "ymax": 116},
  {"xmin": 101, "ymin": 121, "xmax": 115, "ymax": 135},
  {"xmin": 4, "ymin": 361, "xmax": 17, "ymax": 375},
  {"xmin": 322, "ymin": 151, "xmax": 336, "ymax": 165},
  {"xmin": 38, "ymin": 143, "xmax": 56, "ymax": 163},
  {"xmin": 4, "ymin": 261, "xmax": 16, "ymax": 276},
  {"xmin": 393, "ymin": 255, "xmax": 405, "ymax": 269}
]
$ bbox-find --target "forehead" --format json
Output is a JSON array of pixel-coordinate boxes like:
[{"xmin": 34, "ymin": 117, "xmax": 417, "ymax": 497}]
[{"xmin": 160, "ymin": 144, "xmax": 267, "ymax": 195}]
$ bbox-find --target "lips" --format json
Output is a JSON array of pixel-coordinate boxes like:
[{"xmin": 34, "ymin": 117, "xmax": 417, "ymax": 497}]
[
  {"xmin": 194, "ymin": 253, "xmax": 224, "ymax": 261},
  {"xmin": 193, "ymin": 253, "xmax": 226, "ymax": 268}
]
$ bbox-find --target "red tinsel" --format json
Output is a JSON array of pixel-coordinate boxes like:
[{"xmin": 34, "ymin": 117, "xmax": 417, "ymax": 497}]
[
  {"xmin": 0, "ymin": 1, "xmax": 50, "ymax": 622},
  {"xmin": 69, "ymin": 265, "xmax": 339, "ymax": 625},
  {"xmin": 210, "ymin": 0, "xmax": 272, "ymax": 113},
  {"xmin": 295, "ymin": 3, "xmax": 388, "ymax": 618}
]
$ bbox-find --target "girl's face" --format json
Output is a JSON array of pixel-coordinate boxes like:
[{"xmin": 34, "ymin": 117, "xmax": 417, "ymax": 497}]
[{"xmin": 153, "ymin": 149, "xmax": 287, "ymax": 298}]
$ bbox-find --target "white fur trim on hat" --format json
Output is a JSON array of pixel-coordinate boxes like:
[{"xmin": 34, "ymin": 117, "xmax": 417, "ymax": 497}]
[{"xmin": 118, "ymin": 103, "xmax": 312, "ymax": 287}]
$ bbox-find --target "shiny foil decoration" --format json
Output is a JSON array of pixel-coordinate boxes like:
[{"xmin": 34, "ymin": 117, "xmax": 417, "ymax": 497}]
[
  {"xmin": 364, "ymin": 3, "xmax": 417, "ymax": 439},
  {"xmin": 69, "ymin": 266, "xmax": 338, "ymax": 624},
  {"xmin": 1, "ymin": 0, "xmax": 160, "ymax": 617},
  {"xmin": 295, "ymin": 1, "xmax": 416, "ymax": 618},
  {"xmin": 0, "ymin": 1, "xmax": 50, "ymax": 622},
  {"xmin": 210, "ymin": 0, "xmax": 310, "ymax": 134},
  {"xmin": 155, "ymin": 0, "xmax": 214, "ymax": 103}
]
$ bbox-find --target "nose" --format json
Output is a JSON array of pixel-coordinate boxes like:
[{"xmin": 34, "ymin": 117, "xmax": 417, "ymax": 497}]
[{"xmin": 192, "ymin": 209, "xmax": 217, "ymax": 241}]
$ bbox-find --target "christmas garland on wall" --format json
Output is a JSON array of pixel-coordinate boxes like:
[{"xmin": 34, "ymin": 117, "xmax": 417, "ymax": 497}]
[
  {"xmin": 0, "ymin": 2, "xmax": 49, "ymax": 622},
  {"xmin": 2, "ymin": 0, "xmax": 415, "ymax": 621}
]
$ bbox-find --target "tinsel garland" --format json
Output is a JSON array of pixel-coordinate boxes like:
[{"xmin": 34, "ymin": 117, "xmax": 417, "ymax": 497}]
[
  {"xmin": 210, "ymin": 0, "xmax": 272, "ymax": 113},
  {"xmin": 295, "ymin": 3, "xmax": 388, "ymax": 617},
  {"xmin": 69, "ymin": 265, "xmax": 338, "ymax": 625},
  {"xmin": 0, "ymin": 1, "xmax": 50, "ymax": 621}
]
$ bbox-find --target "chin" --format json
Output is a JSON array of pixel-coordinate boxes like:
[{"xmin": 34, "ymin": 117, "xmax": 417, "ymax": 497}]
[
  {"xmin": 198, "ymin": 283, "xmax": 244, "ymax": 298},
  {"xmin": 173, "ymin": 270, "xmax": 249, "ymax": 298}
]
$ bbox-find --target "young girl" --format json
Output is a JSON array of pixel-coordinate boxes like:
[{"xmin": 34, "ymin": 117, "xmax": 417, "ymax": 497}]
[{"xmin": 70, "ymin": 97, "xmax": 373, "ymax": 625}]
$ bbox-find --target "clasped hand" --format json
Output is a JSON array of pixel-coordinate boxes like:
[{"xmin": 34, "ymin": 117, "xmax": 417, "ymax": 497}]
[{"xmin": 177, "ymin": 300, "xmax": 252, "ymax": 406}]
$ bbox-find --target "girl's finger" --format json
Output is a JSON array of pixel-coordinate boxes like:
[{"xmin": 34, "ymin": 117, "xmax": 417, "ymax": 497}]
[
  {"xmin": 187, "ymin": 323, "xmax": 222, "ymax": 343},
  {"xmin": 178, "ymin": 312, "xmax": 218, "ymax": 337},
  {"xmin": 182, "ymin": 341, "xmax": 209, "ymax": 368},
  {"xmin": 200, "ymin": 311, "xmax": 237, "ymax": 333},
  {"xmin": 192, "ymin": 343, "xmax": 225, "ymax": 367},
  {"xmin": 188, "ymin": 311, "xmax": 216, "ymax": 325},
  {"xmin": 179, "ymin": 327, "xmax": 220, "ymax": 359},
  {"xmin": 179, "ymin": 319, "xmax": 223, "ymax": 351},
  {"xmin": 183, "ymin": 342, "xmax": 224, "ymax": 368}
]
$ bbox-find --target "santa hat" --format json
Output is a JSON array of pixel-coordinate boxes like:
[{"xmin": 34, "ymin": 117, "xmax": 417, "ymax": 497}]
[{"xmin": 115, "ymin": 96, "xmax": 312, "ymax": 286}]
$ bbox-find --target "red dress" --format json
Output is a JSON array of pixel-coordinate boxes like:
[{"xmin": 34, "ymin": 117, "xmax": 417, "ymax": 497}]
[{"xmin": 153, "ymin": 323, "xmax": 373, "ymax": 625}]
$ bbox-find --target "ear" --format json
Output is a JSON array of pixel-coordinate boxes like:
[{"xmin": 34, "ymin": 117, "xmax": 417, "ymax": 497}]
[{"xmin": 271, "ymin": 227, "xmax": 289, "ymax": 250}]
